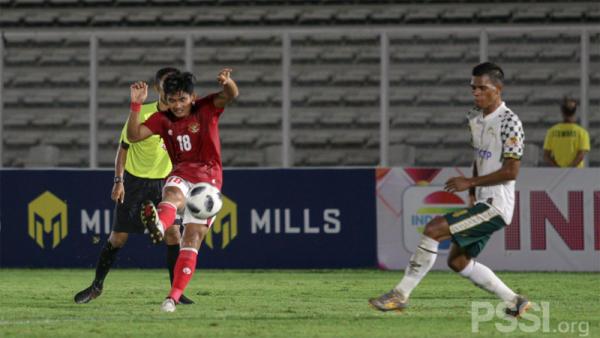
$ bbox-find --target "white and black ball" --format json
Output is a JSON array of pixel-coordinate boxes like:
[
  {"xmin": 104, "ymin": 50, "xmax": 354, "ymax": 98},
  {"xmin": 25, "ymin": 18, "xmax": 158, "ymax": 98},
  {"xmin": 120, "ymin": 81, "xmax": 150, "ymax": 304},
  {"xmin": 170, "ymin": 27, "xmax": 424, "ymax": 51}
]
[{"xmin": 186, "ymin": 183, "xmax": 223, "ymax": 219}]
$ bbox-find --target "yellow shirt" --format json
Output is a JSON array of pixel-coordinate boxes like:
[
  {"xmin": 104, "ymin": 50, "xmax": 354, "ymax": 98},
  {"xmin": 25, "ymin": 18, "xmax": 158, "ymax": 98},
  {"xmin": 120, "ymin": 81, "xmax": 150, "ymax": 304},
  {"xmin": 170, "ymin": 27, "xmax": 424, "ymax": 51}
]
[
  {"xmin": 119, "ymin": 102, "xmax": 172, "ymax": 178},
  {"xmin": 543, "ymin": 123, "xmax": 590, "ymax": 168}
]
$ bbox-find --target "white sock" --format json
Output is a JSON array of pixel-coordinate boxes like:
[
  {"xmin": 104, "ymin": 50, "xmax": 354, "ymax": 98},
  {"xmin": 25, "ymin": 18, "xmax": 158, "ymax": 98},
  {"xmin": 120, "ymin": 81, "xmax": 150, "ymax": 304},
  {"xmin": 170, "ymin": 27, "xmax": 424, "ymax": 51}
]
[
  {"xmin": 459, "ymin": 260, "xmax": 517, "ymax": 304},
  {"xmin": 394, "ymin": 235, "xmax": 439, "ymax": 300}
]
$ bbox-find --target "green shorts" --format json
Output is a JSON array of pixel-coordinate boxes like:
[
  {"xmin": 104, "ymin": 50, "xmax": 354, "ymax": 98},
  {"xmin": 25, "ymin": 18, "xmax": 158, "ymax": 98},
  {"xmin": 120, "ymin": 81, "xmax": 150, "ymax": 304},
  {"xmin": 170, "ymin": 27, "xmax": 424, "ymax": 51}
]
[{"xmin": 443, "ymin": 203, "xmax": 506, "ymax": 258}]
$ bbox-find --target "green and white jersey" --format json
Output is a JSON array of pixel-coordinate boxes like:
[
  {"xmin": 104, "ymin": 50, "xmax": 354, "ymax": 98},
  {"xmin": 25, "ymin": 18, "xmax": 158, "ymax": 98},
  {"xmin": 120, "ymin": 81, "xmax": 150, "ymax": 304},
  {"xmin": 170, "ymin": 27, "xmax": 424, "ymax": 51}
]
[
  {"xmin": 119, "ymin": 101, "xmax": 172, "ymax": 179},
  {"xmin": 467, "ymin": 101, "xmax": 524, "ymax": 223}
]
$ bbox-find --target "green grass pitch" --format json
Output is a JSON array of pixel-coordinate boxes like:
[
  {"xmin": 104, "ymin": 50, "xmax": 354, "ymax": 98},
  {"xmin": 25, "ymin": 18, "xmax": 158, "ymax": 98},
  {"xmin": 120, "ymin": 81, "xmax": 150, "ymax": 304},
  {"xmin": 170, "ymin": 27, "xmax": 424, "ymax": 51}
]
[{"xmin": 0, "ymin": 269, "xmax": 598, "ymax": 337}]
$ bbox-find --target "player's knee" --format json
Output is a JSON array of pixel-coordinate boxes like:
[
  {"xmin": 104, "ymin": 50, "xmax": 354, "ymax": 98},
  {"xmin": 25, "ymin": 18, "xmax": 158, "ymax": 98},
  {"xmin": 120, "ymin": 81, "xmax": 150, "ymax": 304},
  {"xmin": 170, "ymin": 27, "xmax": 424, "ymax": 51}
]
[
  {"xmin": 447, "ymin": 255, "xmax": 467, "ymax": 272},
  {"xmin": 109, "ymin": 234, "xmax": 128, "ymax": 248},
  {"xmin": 163, "ymin": 188, "xmax": 185, "ymax": 208},
  {"xmin": 423, "ymin": 216, "xmax": 452, "ymax": 242},
  {"xmin": 423, "ymin": 217, "xmax": 443, "ymax": 239},
  {"xmin": 198, "ymin": 224, "xmax": 210, "ymax": 239}
]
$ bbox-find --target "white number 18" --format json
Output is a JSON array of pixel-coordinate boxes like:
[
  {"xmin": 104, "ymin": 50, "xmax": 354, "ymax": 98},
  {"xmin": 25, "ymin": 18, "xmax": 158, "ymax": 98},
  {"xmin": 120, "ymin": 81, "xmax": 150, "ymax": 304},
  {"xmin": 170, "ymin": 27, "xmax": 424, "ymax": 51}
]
[{"xmin": 177, "ymin": 135, "xmax": 192, "ymax": 151}]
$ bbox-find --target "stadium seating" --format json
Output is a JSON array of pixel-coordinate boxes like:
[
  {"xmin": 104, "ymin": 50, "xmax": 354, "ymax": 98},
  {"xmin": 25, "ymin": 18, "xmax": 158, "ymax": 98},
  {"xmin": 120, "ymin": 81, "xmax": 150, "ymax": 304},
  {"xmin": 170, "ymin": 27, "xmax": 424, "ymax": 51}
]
[{"xmin": 0, "ymin": 1, "xmax": 597, "ymax": 168}]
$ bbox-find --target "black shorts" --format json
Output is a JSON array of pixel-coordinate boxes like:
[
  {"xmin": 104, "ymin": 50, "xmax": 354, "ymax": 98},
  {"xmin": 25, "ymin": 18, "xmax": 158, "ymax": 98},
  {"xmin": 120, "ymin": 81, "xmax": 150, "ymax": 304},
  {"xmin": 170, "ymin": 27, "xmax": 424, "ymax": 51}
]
[{"xmin": 113, "ymin": 171, "xmax": 164, "ymax": 234}]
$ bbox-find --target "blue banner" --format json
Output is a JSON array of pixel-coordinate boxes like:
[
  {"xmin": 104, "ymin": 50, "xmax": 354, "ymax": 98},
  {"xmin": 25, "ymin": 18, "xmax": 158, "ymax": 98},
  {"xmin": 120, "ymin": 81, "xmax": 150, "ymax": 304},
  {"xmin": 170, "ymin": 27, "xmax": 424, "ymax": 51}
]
[{"xmin": 0, "ymin": 169, "xmax": 376, "ymax": 268}]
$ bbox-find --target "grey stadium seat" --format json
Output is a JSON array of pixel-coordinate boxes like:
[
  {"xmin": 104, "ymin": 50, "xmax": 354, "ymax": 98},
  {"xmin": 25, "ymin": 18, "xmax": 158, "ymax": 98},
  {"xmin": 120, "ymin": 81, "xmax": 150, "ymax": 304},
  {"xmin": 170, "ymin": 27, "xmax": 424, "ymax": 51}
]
[
  {"xmin": 441, "ymin": 7, "xmax": 478, "ymax": 23},
  {"xmin": 244, "ymin": 112, "xmax": 281, "ymax": 127},
  {"xmin": 24, "ymin": 145, "xmax": 60, "ymax": 168},
  {"xmin": 320, "ymin": 111, "xmax": 356, "ymax": 126},
  {"xmin": 298, "ymin": 9, "xmax": 336, "ymax": 24},
  {"xmin": 31, "ymin": 113, "xmax": 68, "ymax": 127},
  {"xmin": 343, "ymin": 151, "xmax": 378, "ymax": 166},
  {"xmin": 343, "ymin": 90, "xmax": 378, "ymax": 106},
  {"xmin": 521, "ymin": 143, "xmax": 541, "ymax": 167},
  {"xmin": 330, "ymin": 131, "xmax": 369, "ymax": 147},
  {"xmin": 403, "ymin": 8, "xmax": 440, "ymax": 23},
  {"xmin": 335, "ymin": 8, "xmax": 371, "ymax": 24},
  {"xmin": 301, "ymin": 152, "xmax": 344, "ymax": 166},
  {"xmin": 389, "ymin": 144, "xmax": 415, "ymax": 166},
  {"xmin": 293, "ymin": 131, "xmax": 329, "ymax": 147},
  {"xmin": 229, "ymin": 151, "xmax": 264, "ymax": 167},
  {"xmin": 513, "ymin": 69, "xmax": 553, "ymax": 84},
  {"xmin": 3, "ymin": 132, "xmax": 40, "ymax": 146},
  {"xmin": 478, "ymin": 7, "xmax": 512, "ymax": 21},
  {"xmin": 264, "ymin": 9, "xmax": 300, "ymax": 24},
  {"xmin": 295, "ymin": 70, "xmax": 333, "ymax": 85},
  {"xmin": 229, "ymin": 9, "xmax": 266, "ymax": 25},
  {"xmin": 370, "ymin": 8, "xmax": 406, "ymax": 24},
  {"xmin": 220, "ymin": 131, "xmax": 257, "ymax": 147},
  {"xmin": 416, "ymin": 149, "xmax": 457, "ymax": 166},
  {"xmin": 391, "ymin": 112, "xmax": 431, "ymax": 128},
  {"xmin": 512, "ymin": 7, "xmax": 549, "ymax": 22}
]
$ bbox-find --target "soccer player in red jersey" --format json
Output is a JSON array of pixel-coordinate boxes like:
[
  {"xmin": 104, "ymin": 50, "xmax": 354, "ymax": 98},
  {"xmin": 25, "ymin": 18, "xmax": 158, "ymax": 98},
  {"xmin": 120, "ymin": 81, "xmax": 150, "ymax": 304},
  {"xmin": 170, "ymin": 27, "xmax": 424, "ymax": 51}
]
[{"xmin": 126, "ymin": 69, "xmax": 239, "ymax": 312}]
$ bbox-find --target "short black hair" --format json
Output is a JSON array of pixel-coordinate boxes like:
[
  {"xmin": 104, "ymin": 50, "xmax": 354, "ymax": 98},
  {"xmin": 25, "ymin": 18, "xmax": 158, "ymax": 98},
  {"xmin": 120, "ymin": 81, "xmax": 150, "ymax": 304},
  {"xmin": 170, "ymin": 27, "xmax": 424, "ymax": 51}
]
[
  {"xmin": 154, "ymin": 67, "xmax": 180, "ymax": 86},
  {"xmin": 561, "ymin": 97, "xmax": 577, "ymax": 116},
  {"xmin": 162, "ymin": 72, "xmax": 195, "ymax": 98},
  {"xmin": 472, "ymin": 62, "xmax": 504, "ymax": 86}
]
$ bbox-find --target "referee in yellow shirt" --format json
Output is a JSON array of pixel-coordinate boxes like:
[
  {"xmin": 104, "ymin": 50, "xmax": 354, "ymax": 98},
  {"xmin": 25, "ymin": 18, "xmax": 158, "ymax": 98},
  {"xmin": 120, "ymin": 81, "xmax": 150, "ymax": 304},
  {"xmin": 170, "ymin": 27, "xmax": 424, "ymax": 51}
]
[
  {"xmin": 543, "ymin": 97, "xmax": 591, "ymax": 168},
  {"xmin": 75, "ymin": 67, "xmax": 193, "ymax": 305}
]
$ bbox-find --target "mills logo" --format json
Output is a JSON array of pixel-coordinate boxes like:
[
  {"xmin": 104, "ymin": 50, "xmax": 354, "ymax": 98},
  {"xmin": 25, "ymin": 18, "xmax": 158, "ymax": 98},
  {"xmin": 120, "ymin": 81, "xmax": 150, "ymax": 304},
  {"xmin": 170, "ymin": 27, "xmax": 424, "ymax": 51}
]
[
  {"xmin": 205, "ymin": 193, "xmax": 237, "ymax": 249},
  {"xmin": 28, "ymin": 191, "xmax": 68, "ymax": 249},
  {"xmin": 402, "ymin": 186, "xmax": 468, "ymax": 253}
]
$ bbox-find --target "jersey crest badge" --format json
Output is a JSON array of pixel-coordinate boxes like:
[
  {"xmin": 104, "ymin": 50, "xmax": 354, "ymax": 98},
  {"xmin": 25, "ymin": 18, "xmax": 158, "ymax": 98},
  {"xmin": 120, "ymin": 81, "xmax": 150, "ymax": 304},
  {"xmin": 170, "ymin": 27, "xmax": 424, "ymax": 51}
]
[{"xmin": 188, "ymin": 123, "xmax": 200, "ymax": 134}]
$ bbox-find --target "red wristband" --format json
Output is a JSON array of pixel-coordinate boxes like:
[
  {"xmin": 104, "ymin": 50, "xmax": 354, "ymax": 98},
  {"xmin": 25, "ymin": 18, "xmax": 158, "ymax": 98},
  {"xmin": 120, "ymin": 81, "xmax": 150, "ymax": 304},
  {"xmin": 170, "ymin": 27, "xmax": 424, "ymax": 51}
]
[{"xmin": 130, "ymin": 102, "xmax": 142, "ymax": 113}]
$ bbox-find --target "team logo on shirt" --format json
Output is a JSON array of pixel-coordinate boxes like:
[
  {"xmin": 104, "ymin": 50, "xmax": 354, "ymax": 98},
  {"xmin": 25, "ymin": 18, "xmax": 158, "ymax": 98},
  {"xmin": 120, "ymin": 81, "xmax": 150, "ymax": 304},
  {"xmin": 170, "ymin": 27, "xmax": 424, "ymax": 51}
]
[
  {"xmin": 188, "ymin": 123, "xmax": 200, "ymax": 134},
  {"xmin": 28, "ymin": 191, "xmax": 68, "ymax": 249},
  {"xmin": 506, "ymin": 136, "xmax": 519, "ymax": 147}
]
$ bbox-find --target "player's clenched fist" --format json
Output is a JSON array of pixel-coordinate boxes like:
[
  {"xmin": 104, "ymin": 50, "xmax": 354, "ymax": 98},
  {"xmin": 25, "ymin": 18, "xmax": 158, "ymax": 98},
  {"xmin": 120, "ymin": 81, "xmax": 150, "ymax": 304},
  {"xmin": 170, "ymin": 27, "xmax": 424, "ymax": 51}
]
[
  {"xmin": 130, "ymin": 81, "xmax": 148, "ymax": 104},
  {"xmin": 217, "ymin": 68, "xmax": 233, "ymax": 86}
]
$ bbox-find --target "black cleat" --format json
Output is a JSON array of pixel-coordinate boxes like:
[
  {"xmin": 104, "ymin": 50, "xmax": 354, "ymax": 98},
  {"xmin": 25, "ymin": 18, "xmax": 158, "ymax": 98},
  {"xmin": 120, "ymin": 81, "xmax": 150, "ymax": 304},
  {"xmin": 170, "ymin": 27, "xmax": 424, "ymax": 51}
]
[
  {"xmin": 141, "ymin": 200, "xmax": 164, "ymax": 244},
  {"xmin": 505, "ymin": 295, "xmax": 532, "ymax": 318},
  {"xmin": 74, "ymin": 284, "xmax": 103, "ymax": 304},
  {"xmin": 179, "ymin": 294, "xmax": 195, "ymax": 305}
]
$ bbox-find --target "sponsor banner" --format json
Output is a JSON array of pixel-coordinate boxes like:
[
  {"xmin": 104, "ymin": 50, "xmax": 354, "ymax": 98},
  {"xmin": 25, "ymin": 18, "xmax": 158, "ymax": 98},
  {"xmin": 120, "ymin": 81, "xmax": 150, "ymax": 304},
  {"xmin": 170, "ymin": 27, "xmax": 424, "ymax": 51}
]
[
  {"xmin": 376, "ymin": 167, "xmax": 600, "ymax": 271},
  {"xmin": 0, "ymin": 169, "xmax": 376, "ymax": 268}
]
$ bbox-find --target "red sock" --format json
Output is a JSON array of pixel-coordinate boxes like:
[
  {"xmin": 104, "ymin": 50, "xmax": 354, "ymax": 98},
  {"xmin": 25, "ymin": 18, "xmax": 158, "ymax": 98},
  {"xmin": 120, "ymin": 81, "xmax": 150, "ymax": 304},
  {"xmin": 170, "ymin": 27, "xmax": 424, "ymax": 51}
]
[
  {"xmin": 158, "ymin": 202, "xmax": 177, "ymax": 231},
  {"xmin": 168, "ymin": 248, "xmax": 198, "ymax": 302}
]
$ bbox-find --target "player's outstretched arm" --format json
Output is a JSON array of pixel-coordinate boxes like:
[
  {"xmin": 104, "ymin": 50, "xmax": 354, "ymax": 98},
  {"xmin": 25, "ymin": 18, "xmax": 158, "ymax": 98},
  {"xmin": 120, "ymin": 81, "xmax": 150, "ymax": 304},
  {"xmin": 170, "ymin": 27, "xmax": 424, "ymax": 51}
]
[
  {"xmin": 127, "ymin": 81, "xmax": 154, "ymax": 142},
  {"xmin": 444, "ymin": 158, "xmax": 520, "ymax": 193},
  {"xmin": 214, "ymin": 68, "xmax": 239, "ymax": 108}
]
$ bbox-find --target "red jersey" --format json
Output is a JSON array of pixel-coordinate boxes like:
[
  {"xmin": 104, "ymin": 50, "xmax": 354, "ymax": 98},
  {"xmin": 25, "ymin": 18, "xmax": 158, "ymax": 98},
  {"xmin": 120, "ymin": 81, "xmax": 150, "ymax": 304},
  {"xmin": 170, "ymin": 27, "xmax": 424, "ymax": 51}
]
[{"xmin": 143, "ymin": 94, "xmax": 224, "ymax": 188}]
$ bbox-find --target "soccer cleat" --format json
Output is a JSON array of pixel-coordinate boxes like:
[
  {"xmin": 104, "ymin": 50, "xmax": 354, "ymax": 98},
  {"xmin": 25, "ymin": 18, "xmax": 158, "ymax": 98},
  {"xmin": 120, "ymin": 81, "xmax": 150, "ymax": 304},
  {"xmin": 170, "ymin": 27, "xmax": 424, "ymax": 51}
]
[
  {"xmin": 160, "ymin": 297, "xmax": 177, "ymax": 312},
  {"xmin": 505, "ymin": 295, "xmax": 532, "ymax": 318},
  {"xmin": 179, "ymin": 294, "xmax": 195, "ymax": 305},
  {"xmin": 74, "ymin": 284, "xmax": 103, "ymax": 304},
  {"xmin": 368, "ymin": 289, "xmax": 408, "ymax": 312},
  {"xmin": 141, "ymin": 200, "xmax": 164, "ymax": 244}
]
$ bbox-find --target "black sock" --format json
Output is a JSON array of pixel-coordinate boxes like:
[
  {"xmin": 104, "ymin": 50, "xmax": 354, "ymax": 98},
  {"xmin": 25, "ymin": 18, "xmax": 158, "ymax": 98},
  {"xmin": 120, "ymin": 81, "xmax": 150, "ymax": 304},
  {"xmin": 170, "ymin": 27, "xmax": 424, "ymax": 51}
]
[
  {"xmin": 93, "ymin": 241, "xmax": 120, "ymax": 289},
  {"xmin": 166, "ymin": 244, "xmax": 180, "ymax": 286}
]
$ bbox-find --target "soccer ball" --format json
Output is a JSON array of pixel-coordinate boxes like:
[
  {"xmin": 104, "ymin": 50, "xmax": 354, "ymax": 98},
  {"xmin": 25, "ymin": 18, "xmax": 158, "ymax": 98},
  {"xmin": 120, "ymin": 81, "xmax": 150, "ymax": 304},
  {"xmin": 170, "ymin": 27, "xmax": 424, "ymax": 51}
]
[{"xmin": 186, "ymin": 183, "xmax": 223, "ymax": 219}]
